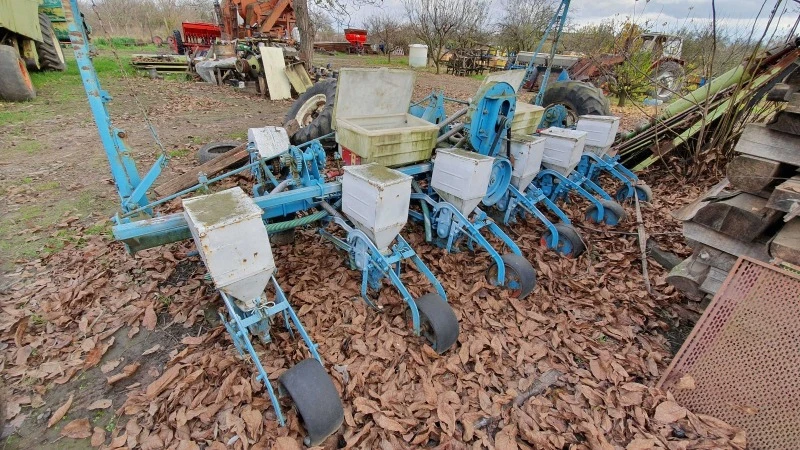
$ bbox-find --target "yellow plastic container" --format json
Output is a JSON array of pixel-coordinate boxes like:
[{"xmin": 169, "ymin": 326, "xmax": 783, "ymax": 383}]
[
  {"xmin": 510, "ymin": 102, "xmax": 545, "ymax": 136},
  {"xmin": 333, "ymin": 68, "xmax": 438, "ymax": 167}
]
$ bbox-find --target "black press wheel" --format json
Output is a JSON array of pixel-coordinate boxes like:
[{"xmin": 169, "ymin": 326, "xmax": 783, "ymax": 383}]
[
  {"xmin": 541, "ymin": 222, "xmax": 586, "ymax": 257},
  {"xmin": 486, "ymin": 253, "xmax": 537, "ymax": 298},
  {"xmin": 197, "ymin": 140, "xmax": 241, "ymax": 164},
  {"xmin": 585, "ymin": 199, "xmax": 627, "ymax": 226},
  {"xmin": 414, "ymin": 293, "xmax": 459, "ymax": 354},
  {"xmin": 278, "ymin": 358, "xmax": 344, "ymax": 446},
  {"xmin": 541, "ymin": 81, "xmax": 611, "ymax": 127},
  {"xmin": 615, "ymin": 183, "xmax": 653, "ymax": 203},
  {"xmin": 284, "ymin": 79, "xmax": 337, "ymax": 145}
]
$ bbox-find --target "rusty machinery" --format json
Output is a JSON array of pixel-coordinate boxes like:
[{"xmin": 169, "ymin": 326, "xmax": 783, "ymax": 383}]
[{"xmin": 215, "ymin": 0, "xmax": 296, "ymax": 40}]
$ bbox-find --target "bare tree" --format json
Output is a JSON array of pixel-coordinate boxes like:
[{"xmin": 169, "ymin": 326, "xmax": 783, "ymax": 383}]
[
  {"xmin": 495, "ymin": 0, "xmax": 557, "ymax": 53},
  {"xmin": 294, "ymin": 0, "xmax": 315, "ymax": 63},
  {"xmin": 403, "ymin": 0, "xmax": 490, "ymax": 73},
  {"xmin": 310, "ymin": 6, "xmax": 337, "ymax": 41},
  {"xmin": 365, "ymin": 13, "xmax": 407, "ymax": 62}
]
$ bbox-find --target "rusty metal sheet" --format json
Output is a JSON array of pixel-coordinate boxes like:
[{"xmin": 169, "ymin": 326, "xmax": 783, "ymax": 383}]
[{"xmin": 659, "ymin": 257, "xmax": 800, "ymax": 449}]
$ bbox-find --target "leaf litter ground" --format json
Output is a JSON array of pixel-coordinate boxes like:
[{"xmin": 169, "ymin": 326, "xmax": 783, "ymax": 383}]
[{"xmin": 0, "ymin": 166, "xmax": 747, "ymax": 449}]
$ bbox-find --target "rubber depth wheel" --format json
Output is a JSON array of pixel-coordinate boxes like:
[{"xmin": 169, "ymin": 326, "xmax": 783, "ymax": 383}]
[
  {"xmin": 615, "ymin": 183, "xmax": 653, "ymax": 203},
  {"xmin": 541, "ymin": 222, "xmax": 586, "ymax": 257},
  {"xmin": 0, "ymin": 45, "xmax": 36, "ymax": 101},
  {"xmin": 284, "ymin": 79, "xmax": 336, "ymax": 145},
  {"xmin": 197, "ymin": 141, "xmax": 241, "ymax": 164},
  {"xmin": 414, "ymin": 293, "xmax": 459, "ymax": 354},
  {"xmin": 278, "ymin": 358, "xmax": 344, "ymax": 446},
  {"xmin": 541, "ymin": 81, "xmax": 611, "ymax": 127},
  {"xmin": 651, "ymin": 60, "xmax": 685, "ymax": 101},
  {"xmin": 485, "ymin": 253, "xmax": 537, "ymax": 299},
  {"xmin": 36, "ymin": 13, "xmax": 66, "ymax": 71},
  {"xmin": 585, "ymin": 199, "xmax": 627, "ymax": 226}
]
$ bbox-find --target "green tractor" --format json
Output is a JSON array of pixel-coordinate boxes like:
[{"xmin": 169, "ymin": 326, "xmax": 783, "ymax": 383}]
[{"xmin": 0, "ymin": 0, "xmax": 66, "ymax": 101}]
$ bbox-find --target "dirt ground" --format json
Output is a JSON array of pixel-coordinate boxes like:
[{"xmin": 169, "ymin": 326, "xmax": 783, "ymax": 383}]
[{"xmin": 0, "ymin": 50, "xmax": 742, "ymax": 450}]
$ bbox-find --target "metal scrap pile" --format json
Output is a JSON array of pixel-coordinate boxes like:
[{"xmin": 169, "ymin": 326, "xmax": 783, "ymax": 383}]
[{"xmin": 613, "ymin": 39, "xmax": 800, "ymax": 171}]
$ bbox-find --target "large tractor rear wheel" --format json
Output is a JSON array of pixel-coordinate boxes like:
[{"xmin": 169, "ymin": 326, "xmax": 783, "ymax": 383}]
[
  {"xmin": 36, "ymin": 13, "xmax": 66, "ymax": 71},
  {"xmin": 0, "ymin": 45, "xmax": 36, "ymax": 102},
  {"xmin": 541, "ymin": 81, "xmax": 611, "ymax": 127},
  {"xmin": 284, "ymin": 79, "xmax": 337, "ymax": 145},
  {"xmin": 651, "ymin": 60, "xmax": 685, "ymax": 102}
]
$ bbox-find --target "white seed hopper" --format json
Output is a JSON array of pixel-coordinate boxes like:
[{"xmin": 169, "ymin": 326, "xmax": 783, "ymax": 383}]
[
  {"xmin": 342, "ymin": 163, "xmax": 412, "ymax": 252},
  {"xmin": 183, "ymin": 187, "xmax": 274, "ymax": 310},
  {"xmin": 576, "ymin": 115, "xmax": 620, "ymax": 156},
  {"xmin": 508, "ymin": 135, "xmax": 545, "ymax": 190},
  {"xmin": 432, "ymin": 148, "xmax": 494, "ymax": 216},
  {"xmin": 540, "ymin": 127, "xmax": 587, "ymax": 176}
]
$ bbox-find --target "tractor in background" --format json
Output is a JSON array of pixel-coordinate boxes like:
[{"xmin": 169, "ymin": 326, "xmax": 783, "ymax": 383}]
[{"xmin": 0, "ymin": 0, "xmax": 66, "ymax": 101}]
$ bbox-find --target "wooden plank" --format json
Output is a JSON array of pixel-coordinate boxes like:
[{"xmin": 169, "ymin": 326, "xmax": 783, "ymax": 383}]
[
  {"xmin": 767, "ymin": 111, "xmax": 800, "ymax": 135},
  {"xmin": 645, "ymin": 238, "xmax": 682, "ymax": 269},
  {"xmin": 726, "ymin": 154, "xmax": 793, "ymax": 194},
  {"xmin": 734, "ymin": 122, "xmax": 800, "ymax": 166},
  {"xmin": 285, "ymin": 62, "xmax": 313, "ymax": 94},
  {"xmin": 285, "ymin": 67, "xmax": 307, "ymax": 94},
  {"xmin": 153, "ymin": 144, "xmax": 247, "ymax": 198},
  {"xmin": 699, "ymin": 266, "xmax": 729, "ymax": 295},
  {"xmin": 769, "ymin": 218, "xmax": 800, "ymax": 265},
  {"xmin": 766, "ymin": 176, "xmax": 800, "ymax": 213},
  {"xmin": 682, "ymin": 221, "xmax": 772, "ymax": 262},
  {"xmin": 671, "ymin": 178, "xmax": 730, "ymax": 221},
  {"xmin": 260, "ymin": 46, "xmax": 292, "ymax": 100},
  {"xmin": 666, "ymin": 255, "xmax": 708, "ymax": 300},
  {"xmin": 691, "ymin": 192, "xmax": 783, "ymax": 241},
  {"xmin": 693, "ymin": 244, "xmax": 738, "ymax": 272}
]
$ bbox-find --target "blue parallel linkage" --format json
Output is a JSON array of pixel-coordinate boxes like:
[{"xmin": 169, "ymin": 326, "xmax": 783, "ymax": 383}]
[
  {"xmin": 319, "ymin": 208, "xmax": 447, "ymax": 337},
  {"xmin": 218, "ymin": 276, "xmax": 323, "ymax": 427},
  {"xmin": 410, "ymin": 192, "xmax": 527, "ymax": 290}
]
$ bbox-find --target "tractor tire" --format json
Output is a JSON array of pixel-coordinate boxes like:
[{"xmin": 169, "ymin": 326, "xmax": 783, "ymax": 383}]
[
  {"xmin": 197, "ymin": 141, "xmax": 241, "ymax": 164},
  {"xmin": 284, "ymin": 79, "xmax": 337, "ymax": 145},
  {"xmin": 36, "ymin": 13, "xmax": 66, "ymax": 71},
  {"xmin": 172, "ymin": 30, "xmax": 185, "ymax": 55},
  {"xmin": 651, "ymin": 60, "xmax": 685, "ymax": 102},
  {"xmin": 0, "ymin": 45, "xmax": 36, "ymax": 102},
  {"xmin": 541, "ymin": 81, "xmax": 611, "ymax": 125}
]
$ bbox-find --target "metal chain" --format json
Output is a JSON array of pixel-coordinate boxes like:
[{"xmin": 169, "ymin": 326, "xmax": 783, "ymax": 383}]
[{"xmin": 89, "ymin": 0, "xmax": 168, "ymax": 157}]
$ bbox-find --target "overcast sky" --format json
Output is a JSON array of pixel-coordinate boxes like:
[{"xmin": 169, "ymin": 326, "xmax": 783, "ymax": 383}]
[{"xmin": 335, "ymin": 0, "xmax": 799, "ymax": 39}]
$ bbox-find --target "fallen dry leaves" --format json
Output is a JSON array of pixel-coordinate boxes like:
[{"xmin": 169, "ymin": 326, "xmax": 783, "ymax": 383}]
[
  {"xmin": 0, "ymin": 169, "xmax": 745, "ymax": 449},
  {"xmin": 47, "ymin": 394, "xmax": 73, "ymax": 428},
  {"xmin": 61, "ymin": 418, "xmax": 92, "ymax": 438}
]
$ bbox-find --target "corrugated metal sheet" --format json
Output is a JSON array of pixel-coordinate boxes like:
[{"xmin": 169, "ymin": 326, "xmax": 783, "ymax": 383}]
[{"xmin": 659, "ymin": 257, "xmax": 800, "ymax": 449}]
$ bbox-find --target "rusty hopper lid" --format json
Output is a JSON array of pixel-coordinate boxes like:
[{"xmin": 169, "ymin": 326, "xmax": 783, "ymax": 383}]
[{"xmin": 332, "ymin": 67, "xmax": 417, "ymax": 129}]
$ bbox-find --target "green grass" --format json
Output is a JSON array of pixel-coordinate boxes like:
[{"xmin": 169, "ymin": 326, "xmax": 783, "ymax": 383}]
[
  {"xmin": 0, "ymin": 52, "xmax": 135, "ymax": 126},
  {"xmin": 0, "ymin": 188, "xmax": 111, "ymax": 269},
  {"xmin": 226, "ymin": 130, "xmax": 247, "ymax": 140},
  {"xmin": 168, "ymin": 148, "xmax": 190, "ymax": 158},
  {"xmin": 361, "ymin": 54, "xmax": 409, "ymax": 67}
]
